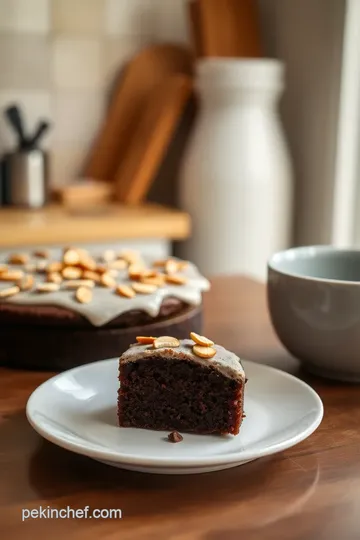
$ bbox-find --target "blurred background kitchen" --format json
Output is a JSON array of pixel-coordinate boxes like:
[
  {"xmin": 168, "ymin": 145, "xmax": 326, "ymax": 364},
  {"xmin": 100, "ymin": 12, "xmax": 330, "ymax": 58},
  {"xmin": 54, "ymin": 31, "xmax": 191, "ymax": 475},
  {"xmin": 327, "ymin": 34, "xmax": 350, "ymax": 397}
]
[{"xmin": 0, "ymin": 0, "xmax": 357, "ymax": 281}]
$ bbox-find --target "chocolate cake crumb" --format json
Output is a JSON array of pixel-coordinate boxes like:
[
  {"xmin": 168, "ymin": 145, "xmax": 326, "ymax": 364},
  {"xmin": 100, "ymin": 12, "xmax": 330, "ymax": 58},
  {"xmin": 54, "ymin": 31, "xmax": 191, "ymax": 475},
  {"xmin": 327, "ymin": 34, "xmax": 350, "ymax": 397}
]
[{"xmin": 168, "ymin": 431, "xmax": 183, "ymax": 443}]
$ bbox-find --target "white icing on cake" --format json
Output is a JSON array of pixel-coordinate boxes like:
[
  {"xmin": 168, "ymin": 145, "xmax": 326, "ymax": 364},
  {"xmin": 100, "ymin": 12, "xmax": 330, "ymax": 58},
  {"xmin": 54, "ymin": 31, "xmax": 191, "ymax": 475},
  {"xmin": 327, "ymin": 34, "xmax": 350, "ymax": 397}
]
[
  {"xmin": 0, "ymin": 249, "xmax": 210, "ymax": 327},
  {"xmin": 120, "ymin": 339, "xmax": 245, "ymax": 382}
]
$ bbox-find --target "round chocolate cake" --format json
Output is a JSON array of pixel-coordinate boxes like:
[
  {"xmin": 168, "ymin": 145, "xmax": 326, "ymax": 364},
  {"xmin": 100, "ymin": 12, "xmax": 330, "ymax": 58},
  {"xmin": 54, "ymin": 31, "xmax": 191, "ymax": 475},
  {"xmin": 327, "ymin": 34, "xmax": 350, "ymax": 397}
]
[{"xmin": 0, "ymin": 247, "xmax": 209, "ymax": 370}]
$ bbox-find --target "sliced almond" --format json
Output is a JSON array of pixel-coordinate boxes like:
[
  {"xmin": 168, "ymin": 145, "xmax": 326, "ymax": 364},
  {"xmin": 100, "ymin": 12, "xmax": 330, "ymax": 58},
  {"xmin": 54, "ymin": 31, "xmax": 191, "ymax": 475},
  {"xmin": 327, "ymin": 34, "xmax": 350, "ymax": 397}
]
[
  {"xmin": 120, "ymin": 250, "xmax": 141, "ymax": 265},
  {"xmin": 62, "ymin": 266, "xmax": 82, "ymax": 280},
  {"xmin": 35, "ymin": 261, "xmax": 48, "ymax": 273},
  {"xmin": 25, "ymin": 263, "xmax": 36, "ymax": 273},
  {"xmin": 141, "ymin": 276, "xmax": 165, "ymax": 287},
  {"xmin": 128, "ymin": 264, "xmax": 145, "ymax": 280},
  {"xmin": 132, "ymin": 282, "xmax": 157, "ymax": 295},
  {"xmin": 36, "ymin": 282, "xmax": 60, "ymax": 293},
  {"xmin": 141, "ymin": 269, "xmax": 158, "ymax": 278},
  {"xmin": 33, "ymin": 249, "xmax": 50, "ymax": 259},
  {"xmin": 78, "ymin": 257, "xmax": 97, "ymax": 271},
  {"xmin": 82, "ymin": 270, "xmax": 101, "ymax": 283},
  {"xmin": 17, "ymin": 274, "xmax": 34, "ymax": 291},
  {"xmin": 152, "ymin": 259, "xmax": 167, "ymax": 268},
  {"xmin": 0, "ymin": 270, "xmax": 24, "ymax": 281},
  {"xmin": 193, "ymin": 345, "xmax": 216, "ymax": 359},
  {"xmin": 165, "ymin": 259, "xmax": 179, "ymax": 275},
  {"xmin": 8, "ymin": 253, "xmax": 29, "ymax": 265},
  {"xmin": 100, "ymin": 272, "xmax": 117, "ymax": 288},
  {"xmin": 63, "ymin": 249, "xmax": 80, "ymax": 266},
  {"xmin": 178, "ymin": 260, "xmax": 189, "ymax": 270},
  {"xmin": 46, "ymin": 261, "xmax": 63, "ymax": 273},
  {"xmin": 107, "ymin": 269, "xmax": 119, "ymax": 278},
  {"xmin": 153, "ymin": 336, "xmax": 180, "ymax": 349},
  {"xmin": 96, "ymin": 264, "xmax": 108, "ymax": 275},
  {"xmin": 136, "ymin": 336, "xmax": 156, "ymax": 344},
  {"xmin": 47, "ymin": 272, "xmax": 63, "ymax": 284},
  {"xmin": 190, "ymin": 332, "xmax": 214, "ymax": 347},
  {"xmin": 63, "ymin": 279, "xmax": 95, "ymax": 289},
  {"xmin": 0, "ymin": 285, "xmax": 20, "ymax": 298},
  {"xmin": 109, "ymin": 259, "xmax": 127, "ymax": 270},
  {"xmin": 75, "ymin": 286, "xmax": 93, "ymax": 304},
  {"xmin": 116, "ymin": 284, "xmax": 136, "ymax": 298},
  {"xmin": 0, "ymin": 264, "xmax": 8, "ymax": 274},
  {"xmin": 102, "ymin": 249, "xmax": 116, "ymax": 262},
  {"xmin": 165, "ymin": 274, "xmax": 187, "ymax": 285}
]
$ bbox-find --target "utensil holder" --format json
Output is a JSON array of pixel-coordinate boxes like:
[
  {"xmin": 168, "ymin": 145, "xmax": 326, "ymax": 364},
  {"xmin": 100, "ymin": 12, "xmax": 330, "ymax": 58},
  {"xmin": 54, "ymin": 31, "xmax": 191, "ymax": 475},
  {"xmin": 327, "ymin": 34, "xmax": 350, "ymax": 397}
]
[{"xmin": 5, "ymin": 149, "xmax": 48, "ymax": 208}]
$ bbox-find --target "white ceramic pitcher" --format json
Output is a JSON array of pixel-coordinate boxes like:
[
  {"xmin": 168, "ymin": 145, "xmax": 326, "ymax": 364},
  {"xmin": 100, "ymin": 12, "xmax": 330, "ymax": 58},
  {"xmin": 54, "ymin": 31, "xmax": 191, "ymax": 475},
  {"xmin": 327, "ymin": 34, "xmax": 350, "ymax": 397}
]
[{"xmin": 179, "ymin": 59, "xmax": 293, "ymax": 280}]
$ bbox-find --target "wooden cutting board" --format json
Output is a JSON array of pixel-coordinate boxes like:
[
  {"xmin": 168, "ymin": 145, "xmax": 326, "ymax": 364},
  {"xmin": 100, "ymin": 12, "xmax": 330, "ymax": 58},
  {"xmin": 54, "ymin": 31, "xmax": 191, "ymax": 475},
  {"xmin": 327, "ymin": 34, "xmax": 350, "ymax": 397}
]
[
  {"xmin": 114, "ymin": 74, "xmax": 193, "ymax": 205},
  {"xmin": 188, "ymin": 0, "xmax": 204, "ymax": 58},
  {"xmin": 83, "ymin": 44, "xmax": 194, "ymax": 184},
  {"xmin": 198, "ymin": 0, "xmax": 262, "ymax": 57}
]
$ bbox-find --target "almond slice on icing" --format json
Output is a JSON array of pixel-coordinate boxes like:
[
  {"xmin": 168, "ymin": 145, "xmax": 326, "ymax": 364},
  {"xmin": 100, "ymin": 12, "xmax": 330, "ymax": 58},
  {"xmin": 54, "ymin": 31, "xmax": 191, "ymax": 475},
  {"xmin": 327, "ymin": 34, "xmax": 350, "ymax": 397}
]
[
  {"xmin": 0, "ymin": 270, "xmax": 24, "ymax": 281},
  {"xmin": 62, "ymin": 266, "xmax": 82, "ymax": 280},
  {"xmin": 35, "ymin": 261, "xmax": 48, "ymax": 273},
  {"xmin": 17, "ymin": 274, "xmax": 34, "ymax": 291},
  {"xmin": 132, "ymin": 282, "xmax": 157, "ymax": 295},
  {"xmin": 33, "ymin": 249, "xmax": 50, "ymax": 259},
  {"xmin": 190, "ymin": 332, "xmax": 214, "ymax": 347},
  {"xmin": 165, "ymin": 274, "xmax": 187, "ymax": 285},
  {"xmin": 46, "ymin": 261, "xmax": 63, "ymax": 273},
  {"xmin": 153, "ymin": 336, "xmax": 180, "ymax": 349},
  {"xmin": 75, "ymin": 286, "xmax": 92, "ymax": 304},
  {"xmin": 102, "ymin": 249, "xmax": 116, "ymax": 262},
  {"xmin": 109, "ymin": 259, "xmax": 127, "ymax": 270},
  {"xmin": 8, "ymin": 253, "xmax": 29, "ymax": 265},
  {"xmin": 63, "ymin": 249, "xmax": 80, "ymax": 266},
  {"xmin": 136, "ymin": 336, "xmax": 156, "ymax": 344},
  {"xmin": 82, "ymin": 270, "xmax": 101, "ymax": 283},
  {"xmin": 193, "ymin": 345, "xmax": 216, "ymax": 359},
  {"xmin": 165, "ymin": 259, "xmax": 179, "ymax": 275},
  {"xmin": 116, "ymin": 284, "xmax": 136, "ymax": 298},
  {"xmin": 0, "ymin": 285, "xmax": 20, "ymax": 298},
  {"xmin": 120, "ymin": 250, "xmax": 141, "ymax": 265},
  {"xmin": 63, "ymin": 279, "xmax": 95, "ymax": 289},
  {"xmin": 47, "ymin": 272, "xmax": 63, "ymax": 284},
  {"xmin": 25, "ymin": 263, "xmax": 36, "ymax": 273},
  {"xmin": 140, "ymin": 275, "xmax": 165, "ymax": 287},
  {"xmin": 36, "ymin": 282, "xmax": 60, "ymax": 293},
  {"xmin": 0, "ymin": 264, "xmax": 8, "ymax": 274},
  {"xmin": 100, "ymin": 272, "xmax": 117, "ymax": 288},
  {"xmin": 78, "ymin": 256, "xmax": 97, "ymax": 271}
]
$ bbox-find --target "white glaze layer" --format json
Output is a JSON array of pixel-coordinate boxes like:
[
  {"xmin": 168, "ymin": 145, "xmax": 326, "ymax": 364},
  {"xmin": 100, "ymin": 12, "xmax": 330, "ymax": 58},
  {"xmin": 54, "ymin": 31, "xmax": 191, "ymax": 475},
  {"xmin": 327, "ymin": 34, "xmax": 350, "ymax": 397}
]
[{"xmin": 0, "ymin": 249, "xmax": 210, "ymax": 327}]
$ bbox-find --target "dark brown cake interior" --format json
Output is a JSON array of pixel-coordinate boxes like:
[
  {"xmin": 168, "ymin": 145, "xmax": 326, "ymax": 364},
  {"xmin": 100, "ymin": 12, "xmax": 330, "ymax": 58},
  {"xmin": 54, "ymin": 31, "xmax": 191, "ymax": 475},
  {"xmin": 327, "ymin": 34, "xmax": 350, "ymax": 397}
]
[{"xmin": 118, "ymin": 357, "xmax": 244, "ymax": 434}]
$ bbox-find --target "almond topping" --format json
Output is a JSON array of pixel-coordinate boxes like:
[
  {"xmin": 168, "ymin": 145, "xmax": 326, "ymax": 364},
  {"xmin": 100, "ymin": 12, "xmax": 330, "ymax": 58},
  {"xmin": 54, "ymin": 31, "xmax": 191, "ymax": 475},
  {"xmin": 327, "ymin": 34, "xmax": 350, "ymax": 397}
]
[
  {"xmin": 120, "ymin": 250, "xmax": 141, "ymax": 265},
  {"xmin": 165, "ymin": 259, "xmax": 179, "ymax": 275},
  {"xmin": 102, "ymin": 249, "xmax": 116, "ymax": 262},
  {"xmin": 0, "ymin": 285, "xmax": 20, "ymax": 298},
  {"xmin": 46, "ymin": 261, "xmax": 63, "ymax": 273},
  {"xmin": 165, "ymin": 274, "xmax": 187, "ymax": 285},
  {"xmin": 75, "ymin": 286, "xmax": 93, "ymax": 304},
  {"xmin": 178, "ymin": 261, "xmax": 189, "ymax": 270},
  {"xmin": 36, "ymin": 283, "xmax": 60, "ymax": 293},
  {"xmin": 35, "ymin": 261, "xmax": 48, "ymax": 273},
  {"xmin": 63, "ymin": 249, "xmax": 80, "ymax": 266},
  {"xmin": 96, "ymin": 265, "xmax": 108, "ymax": 275},
  {"xmin": 0, "ymin": 264, "xmax": 8, "ymax": 274},
  {"xmin": 62, "ymin": 267, "xmax": 82, "ymax": 280},
  {"xmin": 17, "ymin": 274, "xmax": 34, "ymax": 291},
  {"xmin": 25, "ymin": 263, "xmax": 36, "ymax": 273},
  {"xmin": 78, "ymin": 257, "xmax": 97, "ymax": 271},
  {"xmin": 33, "ymin": 249, "xmax": 50, "ymax": 259},
  {"xmin": 0, "ymin": 270, "xmax": 24, "ymax": 281},
  {"xmin": 190, "ymin": 332, "xmax": 214, "ymax": 347},
  {"xmin": 140, "ymin": 276, "xmax": 165, "ymax": 287},
  {"xmin": 8, "ymin": 253, "xmax": 29, "ymax": 265},
  {"xmin": 109, "ymin": 259, "xmax": 127, "ymax": 271},
  {"xmin": 47, "ymin": 272, "xmax": 63, "ymax": 284},
  {"xmin": 63, "ymin": 279, "xmax": 95, "ymax": 289},
  {"xmin": 152, "ymin": 259, "xmax": 167, "ymax": 268},
  {"xmin": 82, "ymin": 270, "xmax": 101, "ymax": 283},
  {"xmin": 128, "ymin": 264, "xmax": 146, "ymax": 281},
  {"xmin": 153, "ymin": 336, "xmax": 180, "ymax": 349},
  {"xmin": 116, "ymin": 284, "xmax": 136, "ymax": 298},
  {"xmin": 100, "ymin": 272, "xmax": 117, "ymax": 288},
  {"xmin": 107, "ymin": 269, "xmax": 119, "ymax": 278},
  {"xmin": 132, "ymin": 282, "xmax": 157, "ymax": 295},
  {"xmin": 136, "ymin": 336, "xmax": 157, "ymax": 344},
  {"xmin": 193, "ymin": 345, "xmax": 216, "ymax": 359}
]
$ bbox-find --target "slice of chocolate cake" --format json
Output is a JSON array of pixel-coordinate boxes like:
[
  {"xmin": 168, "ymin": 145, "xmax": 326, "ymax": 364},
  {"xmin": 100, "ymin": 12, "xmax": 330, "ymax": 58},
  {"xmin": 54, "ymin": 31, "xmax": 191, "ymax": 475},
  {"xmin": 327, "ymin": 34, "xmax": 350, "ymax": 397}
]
[{"xmin": 118, "ymin": 334, "xmax": 245, "ymax": 435}]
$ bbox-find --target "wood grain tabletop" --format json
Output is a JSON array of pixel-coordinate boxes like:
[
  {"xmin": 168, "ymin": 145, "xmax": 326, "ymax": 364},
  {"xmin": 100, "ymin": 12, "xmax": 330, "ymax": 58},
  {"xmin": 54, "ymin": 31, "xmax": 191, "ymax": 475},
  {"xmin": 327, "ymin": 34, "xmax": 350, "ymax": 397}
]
[{"xmin": 0, "ymin": 276, "xmax": 359, "ymax": 540}]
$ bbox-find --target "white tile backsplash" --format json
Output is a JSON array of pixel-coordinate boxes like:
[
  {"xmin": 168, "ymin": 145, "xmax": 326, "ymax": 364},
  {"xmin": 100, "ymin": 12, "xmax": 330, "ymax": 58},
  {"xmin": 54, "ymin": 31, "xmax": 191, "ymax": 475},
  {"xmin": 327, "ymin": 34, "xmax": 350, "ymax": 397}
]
[
  {"xmin": 53, "ymin": 91, "xmax": 105, "ymax": 145},
  {"xmin": 154, "ymin": 0, "xmax": 189, "ymax": 44},
  {"xmin": 105, "ymin": 0, "xmax": 156, "ymax": 37},
  {"xmin": 50, "ymin": 145, "xmax": 87, "ymax": 186},
  {"xmin": 0, "ymin": 35, "xmax": 51, "ymax": 90},
  {"xmin": 0, "ymin": 0, "xmax": 50, "ymax": 34},
  {"xmin": 52, "ymin": 38, "xmax": 103, "ymax": 90},
  {"xmin": 0, "ymin": 90, "xmax": 52, "ymax": 152},
  {"xmin": 103, "ymin": 37, "xmax": 145, "ymax": 87},
  {"xmin": 52, "ymin": 0, "xmax": 105, "ymax": 35}
]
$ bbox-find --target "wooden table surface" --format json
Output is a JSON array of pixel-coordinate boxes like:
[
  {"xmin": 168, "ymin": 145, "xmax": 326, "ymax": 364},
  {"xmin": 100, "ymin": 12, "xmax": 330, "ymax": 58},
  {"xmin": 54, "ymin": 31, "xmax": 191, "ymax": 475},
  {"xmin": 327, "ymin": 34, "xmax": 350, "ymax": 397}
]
[{"xmin": 0, "ymin": 276, "xmax": 359, "ymax": 540}]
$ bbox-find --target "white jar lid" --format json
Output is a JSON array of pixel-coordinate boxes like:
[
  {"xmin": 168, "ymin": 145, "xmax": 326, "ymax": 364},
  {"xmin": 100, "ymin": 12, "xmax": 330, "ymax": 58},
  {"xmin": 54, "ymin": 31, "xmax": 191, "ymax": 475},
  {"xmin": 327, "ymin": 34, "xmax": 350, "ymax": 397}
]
[{"xmin": 196, "ymin": 58, "xmax": 284, "ymax": 91}]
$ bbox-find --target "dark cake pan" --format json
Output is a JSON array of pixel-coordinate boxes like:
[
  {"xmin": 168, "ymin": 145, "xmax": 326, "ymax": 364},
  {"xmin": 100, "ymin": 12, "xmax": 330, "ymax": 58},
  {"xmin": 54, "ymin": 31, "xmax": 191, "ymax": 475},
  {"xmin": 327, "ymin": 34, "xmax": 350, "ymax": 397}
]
[{"xmin": 0, "ymin": 305, "xmax": 202, "ymax": 371}]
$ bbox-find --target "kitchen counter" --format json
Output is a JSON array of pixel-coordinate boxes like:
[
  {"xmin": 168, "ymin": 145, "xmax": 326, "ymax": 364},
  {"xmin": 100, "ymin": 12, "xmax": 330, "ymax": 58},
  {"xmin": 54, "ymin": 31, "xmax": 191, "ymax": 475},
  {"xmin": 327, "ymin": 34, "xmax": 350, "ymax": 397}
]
[{"xmin": 0, "ymin": 203, "xmax": 190, "ymax": 248}]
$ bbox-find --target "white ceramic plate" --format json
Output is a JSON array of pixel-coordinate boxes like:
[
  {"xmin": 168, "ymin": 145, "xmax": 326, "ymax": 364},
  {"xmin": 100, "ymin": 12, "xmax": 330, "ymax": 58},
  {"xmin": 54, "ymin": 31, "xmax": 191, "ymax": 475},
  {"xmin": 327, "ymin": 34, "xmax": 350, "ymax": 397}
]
[{"xmin": 26, "ymin": 359, "xmax": 323, "ymax": 475}]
